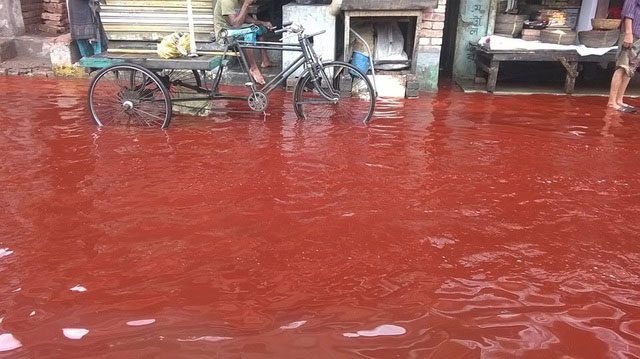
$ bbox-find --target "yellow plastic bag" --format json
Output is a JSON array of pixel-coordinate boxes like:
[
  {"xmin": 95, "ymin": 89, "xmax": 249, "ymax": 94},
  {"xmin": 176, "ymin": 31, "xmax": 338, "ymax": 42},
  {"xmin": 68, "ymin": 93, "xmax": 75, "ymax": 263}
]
[{"xmin": 157, "ymin": 32, "xmax": 191, "ymax": 59}]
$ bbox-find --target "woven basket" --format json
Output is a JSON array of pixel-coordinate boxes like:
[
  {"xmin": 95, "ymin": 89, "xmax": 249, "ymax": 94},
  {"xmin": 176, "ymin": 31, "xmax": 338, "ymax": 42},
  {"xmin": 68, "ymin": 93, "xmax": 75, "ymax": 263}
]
[
  {"xmin": 541, "ymin": 29, "xmax": 577, "ymax": 45},
  {"xmin": 578, "ymin": 29, "xmax": 620, "ymax": 47},
  {"xmin": 591, "ymin": 18, "xmax": 622, "ymax": 30},
  {"xmin": 494, "ymin": 14, "xmax": 528, "ymax": 37}
]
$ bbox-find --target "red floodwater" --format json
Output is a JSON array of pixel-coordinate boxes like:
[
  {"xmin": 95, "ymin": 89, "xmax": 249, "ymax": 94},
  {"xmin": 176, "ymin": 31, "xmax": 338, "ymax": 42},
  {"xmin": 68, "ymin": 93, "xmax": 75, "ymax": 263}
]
[{"xmin": 1, "ymin": 76, "xmax": 640, "ymax": 358}]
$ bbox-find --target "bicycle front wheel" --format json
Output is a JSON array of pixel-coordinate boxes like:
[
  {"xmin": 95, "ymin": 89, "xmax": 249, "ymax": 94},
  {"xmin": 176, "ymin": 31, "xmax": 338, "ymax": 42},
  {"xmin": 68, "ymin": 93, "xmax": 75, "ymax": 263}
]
[{"xmin": 293, "ymin": 61, "xmax": 375, "ymax": 123}]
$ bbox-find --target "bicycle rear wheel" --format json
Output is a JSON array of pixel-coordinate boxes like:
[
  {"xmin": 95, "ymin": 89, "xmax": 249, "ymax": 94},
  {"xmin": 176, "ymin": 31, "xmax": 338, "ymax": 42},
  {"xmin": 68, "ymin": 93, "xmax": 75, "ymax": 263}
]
[
  {"xmin": 88, "ymin": 64, "xmax": 172, "ymax": 128},
  {"xmin": 293, "ymin": 61, "xmax": 375, "ymax": 123}
]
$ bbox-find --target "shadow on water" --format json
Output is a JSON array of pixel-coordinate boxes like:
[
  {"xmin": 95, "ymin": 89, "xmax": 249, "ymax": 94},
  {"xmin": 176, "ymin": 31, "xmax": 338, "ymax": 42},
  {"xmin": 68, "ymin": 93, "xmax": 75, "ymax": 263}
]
[{"xmin": 0, "ymin": 77, "xmax": 639, "ymax": 357}]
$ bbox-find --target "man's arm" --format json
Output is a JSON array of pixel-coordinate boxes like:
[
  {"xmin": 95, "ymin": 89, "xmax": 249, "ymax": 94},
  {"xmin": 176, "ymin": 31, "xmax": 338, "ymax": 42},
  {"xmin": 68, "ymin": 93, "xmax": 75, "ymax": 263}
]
[
  {"xmin": 226, "ymin": 0, "xmax": 253, "ymax": 28},
  {"xmin": 623, "ymin": 18, "xmax": 634, "ymax": 48},
  {"xmin": 242, "ymin": 14, "xmax": 273, "ymax": 29},
  {"xmin": 621, "ymin": 0, "xmax": 636, "ymax": 48}
]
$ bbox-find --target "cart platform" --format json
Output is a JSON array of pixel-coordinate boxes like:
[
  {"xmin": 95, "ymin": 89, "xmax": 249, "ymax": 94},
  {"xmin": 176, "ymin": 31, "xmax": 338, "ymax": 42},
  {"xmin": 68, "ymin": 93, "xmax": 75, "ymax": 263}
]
[{"xmin": 79, "ymin": 53, "xmax": 223, "ymax": 71}]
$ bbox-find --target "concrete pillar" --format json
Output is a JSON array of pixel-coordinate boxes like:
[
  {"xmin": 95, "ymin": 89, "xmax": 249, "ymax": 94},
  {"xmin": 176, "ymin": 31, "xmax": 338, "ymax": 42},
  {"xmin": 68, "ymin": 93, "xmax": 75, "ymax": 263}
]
[
  {"xmin": 0, "ymin": 0, "xmax": 25, "ymax": 37},
  {"xmin": 418, "ymin": 0, "xmax": 447, "ymax": 91},
  {"xmin": 453, "ymin": 0, "xmax": 492, "ymax": 80}
]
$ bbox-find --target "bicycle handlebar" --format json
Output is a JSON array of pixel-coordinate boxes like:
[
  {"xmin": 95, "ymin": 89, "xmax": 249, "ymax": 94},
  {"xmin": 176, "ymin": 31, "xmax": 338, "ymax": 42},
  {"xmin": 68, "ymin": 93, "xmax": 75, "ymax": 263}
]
[
  {"xmin": 304, "ymin": 30, "xmax": 326, "ymax": 38},
  {"xmin": 274, "ymin": 22, "xmax": 326, "ymax": 39}
]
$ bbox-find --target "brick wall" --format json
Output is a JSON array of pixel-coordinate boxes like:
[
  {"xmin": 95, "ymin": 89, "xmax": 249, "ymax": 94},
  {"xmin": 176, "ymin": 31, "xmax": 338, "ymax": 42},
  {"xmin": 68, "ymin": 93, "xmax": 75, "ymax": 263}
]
[
  {"xmin": 415, "ymin": 0, "xmax": 447, "ymax": 91},
  {"xmin": 420, "ymin": 0, "xmax": 447, "ymax": 48},
  {"xmin": 21, "ymin": 0, "xmax": 44, "ymax": 33},
  {"xmin": 40, "ymin": 0, "xmax": 68, "ymax": 34},
  {"xmin": 19, "ymin": 0, "xmax": 68, "ymax": 34}
]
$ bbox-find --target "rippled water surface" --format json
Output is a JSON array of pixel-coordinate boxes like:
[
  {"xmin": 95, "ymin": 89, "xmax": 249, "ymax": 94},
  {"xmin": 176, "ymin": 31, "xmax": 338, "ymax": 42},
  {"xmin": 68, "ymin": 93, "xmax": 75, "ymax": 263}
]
[{"xmin": 1, "ymin": 76, "xmax": 640, "ymax": 358}]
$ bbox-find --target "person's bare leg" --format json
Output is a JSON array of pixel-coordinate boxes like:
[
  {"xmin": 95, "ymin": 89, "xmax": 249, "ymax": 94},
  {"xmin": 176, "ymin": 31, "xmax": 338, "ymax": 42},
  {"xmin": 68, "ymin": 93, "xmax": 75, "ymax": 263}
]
[
  {"xmin": 616, "ymin": 74, "xmax": 632, "ymax": 107},
  {"xmin": 608, "ymin": 68, "xmax": 625, "ymax": 109},
  {"xmin": 245, "ymin": 48, "xmax": 265, "ymax": 85},
  {"xmin": 259, "ymin": 35, "xmax": 272, "ymax": 68}
]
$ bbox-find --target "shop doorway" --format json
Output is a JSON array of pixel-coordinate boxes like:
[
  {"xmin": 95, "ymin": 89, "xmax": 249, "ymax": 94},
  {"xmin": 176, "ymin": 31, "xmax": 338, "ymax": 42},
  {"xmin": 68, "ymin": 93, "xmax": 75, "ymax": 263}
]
[{"xmin": 439, "ymin": 0, "xmax": 460, "ymax": 77}]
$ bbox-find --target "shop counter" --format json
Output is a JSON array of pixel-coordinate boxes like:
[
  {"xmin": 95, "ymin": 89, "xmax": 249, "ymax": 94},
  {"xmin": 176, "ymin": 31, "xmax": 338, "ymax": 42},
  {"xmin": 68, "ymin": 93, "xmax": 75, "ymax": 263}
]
[{"xmin": 472, "ymin": 44, "xmax": 617, "ymax": 94}]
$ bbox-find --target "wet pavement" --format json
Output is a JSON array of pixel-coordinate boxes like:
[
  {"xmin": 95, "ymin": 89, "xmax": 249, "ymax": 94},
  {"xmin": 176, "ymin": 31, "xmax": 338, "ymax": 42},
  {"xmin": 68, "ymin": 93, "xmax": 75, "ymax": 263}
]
[{"xmin": 1, "ymin": 76, "xmax": 640, "ymax": 358}]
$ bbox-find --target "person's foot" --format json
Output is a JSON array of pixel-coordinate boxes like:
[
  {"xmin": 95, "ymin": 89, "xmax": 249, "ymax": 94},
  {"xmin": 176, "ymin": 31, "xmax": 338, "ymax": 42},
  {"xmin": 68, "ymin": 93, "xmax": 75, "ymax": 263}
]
[
  {"xmin": 249, "ymin": 67, "xmax": 266, "ymax": 85},
  {"xmin": 261, "ymin": 60, "xmax": 273, "ymax": 68}
]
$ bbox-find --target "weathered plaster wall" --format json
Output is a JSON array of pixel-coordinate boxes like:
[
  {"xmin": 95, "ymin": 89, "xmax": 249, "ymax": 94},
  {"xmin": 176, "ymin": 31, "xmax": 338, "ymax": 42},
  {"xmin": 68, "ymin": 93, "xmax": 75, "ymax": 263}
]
[
  {"xmin": 417, "ymin": 0, "xmax": 446, "ymax": 91},
  {"xmin": 0, "ymin": 0, "xmax": 25, "ymax": 37},
  {"xmin": 452, "ymin": 0, "xmax": 495, "ymax": 80}
]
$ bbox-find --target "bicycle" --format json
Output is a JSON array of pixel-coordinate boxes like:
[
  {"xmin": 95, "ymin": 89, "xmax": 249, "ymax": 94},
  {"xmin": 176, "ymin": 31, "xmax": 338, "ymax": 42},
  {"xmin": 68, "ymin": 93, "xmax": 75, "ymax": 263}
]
[{"xmin": 84, "ymin": 22, "xmax": 377, "ymax": 129}]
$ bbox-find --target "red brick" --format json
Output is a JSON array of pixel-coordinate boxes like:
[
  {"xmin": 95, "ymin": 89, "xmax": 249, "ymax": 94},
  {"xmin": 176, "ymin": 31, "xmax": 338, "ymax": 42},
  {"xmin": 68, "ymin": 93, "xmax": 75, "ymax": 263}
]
[
  {"xmin": 44, "ymin": 3, "xmax": 67, "ymax": 12},
  {"xmin": 432, "ymin": 21, "xmax": 445, "ymax": 30},
  {"xmin": 39, "ymin": 24, "xmax": 67, "ymax": 34}
]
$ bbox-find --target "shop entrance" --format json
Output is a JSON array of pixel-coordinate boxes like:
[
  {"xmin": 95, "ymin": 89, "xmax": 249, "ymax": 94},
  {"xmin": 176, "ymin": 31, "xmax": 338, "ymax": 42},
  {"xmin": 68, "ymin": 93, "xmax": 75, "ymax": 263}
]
[
  {"xmin": 456, "ymin": 0, "xmax": 633, "ymax": 95},
  {"xmin": 439, "ymin": 0, "xmax": 460, "ymax": 77}
]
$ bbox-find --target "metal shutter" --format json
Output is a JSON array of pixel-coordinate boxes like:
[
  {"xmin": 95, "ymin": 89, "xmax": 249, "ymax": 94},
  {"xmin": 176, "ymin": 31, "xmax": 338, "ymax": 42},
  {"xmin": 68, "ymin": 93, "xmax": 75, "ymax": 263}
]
[{"xmin": 101, "ymin": 0, "xmax": 215, "ymax": 42}]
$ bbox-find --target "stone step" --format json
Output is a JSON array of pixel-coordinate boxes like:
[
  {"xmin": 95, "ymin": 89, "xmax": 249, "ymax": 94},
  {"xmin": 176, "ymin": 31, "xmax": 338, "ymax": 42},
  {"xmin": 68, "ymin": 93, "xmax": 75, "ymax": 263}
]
[
  {"xmin": 13, "ymin": 33, "xmax": 57, "ymax": 59},
  {"xmin": 0, "ymin": 55, "xmax": 53, "ymax": 76},
  {"xmin": 0, "ymin": 38, "xmax": 17, "ymax": 62}
]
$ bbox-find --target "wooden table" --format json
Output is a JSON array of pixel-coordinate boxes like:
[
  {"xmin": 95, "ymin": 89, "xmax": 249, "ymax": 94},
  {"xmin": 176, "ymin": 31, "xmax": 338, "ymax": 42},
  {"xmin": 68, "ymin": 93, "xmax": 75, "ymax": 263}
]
[{"xmin": 473, "ymin": 44, "xmax": 617, "ymax": 94}]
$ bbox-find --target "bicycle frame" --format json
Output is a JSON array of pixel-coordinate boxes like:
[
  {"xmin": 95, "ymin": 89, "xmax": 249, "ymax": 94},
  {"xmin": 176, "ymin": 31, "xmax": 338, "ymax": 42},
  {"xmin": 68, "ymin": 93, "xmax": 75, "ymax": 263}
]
[
  {"xmin": 169, "ymin": 33, "xmax": 338, "ymax": 106},
  {"xmin": 235, "ymin": 40, "xmax": 306, "ymax": 95}
]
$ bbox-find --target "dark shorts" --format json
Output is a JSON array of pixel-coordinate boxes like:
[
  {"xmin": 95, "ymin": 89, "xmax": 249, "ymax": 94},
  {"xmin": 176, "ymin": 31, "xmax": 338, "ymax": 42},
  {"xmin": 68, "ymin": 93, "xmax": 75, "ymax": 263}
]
[{"xmin": 616, "ymin": 35, "xmax": 640, "ymax": 77}]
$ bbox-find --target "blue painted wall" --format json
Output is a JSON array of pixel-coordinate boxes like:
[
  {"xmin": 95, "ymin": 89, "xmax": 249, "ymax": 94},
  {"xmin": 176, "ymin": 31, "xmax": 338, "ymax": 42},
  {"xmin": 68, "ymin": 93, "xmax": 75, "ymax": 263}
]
[{"xmin": 453, "ymin": 0, "xmax": 494, "ymax": 79}]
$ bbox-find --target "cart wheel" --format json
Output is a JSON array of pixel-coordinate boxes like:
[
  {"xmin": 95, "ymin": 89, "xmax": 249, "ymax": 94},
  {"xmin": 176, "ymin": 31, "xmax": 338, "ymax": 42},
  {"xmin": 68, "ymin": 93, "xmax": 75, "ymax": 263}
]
[
  {"xmin": 88, "ymin": 64, "xmax": 172, "ymax": 129},
  {"xmin": 293, "ymin": 61, "xmax": 375, "ymax": 124},
  {"xmin": 158, "ymin": 69, "xmax": 211, "ymax": 116}
]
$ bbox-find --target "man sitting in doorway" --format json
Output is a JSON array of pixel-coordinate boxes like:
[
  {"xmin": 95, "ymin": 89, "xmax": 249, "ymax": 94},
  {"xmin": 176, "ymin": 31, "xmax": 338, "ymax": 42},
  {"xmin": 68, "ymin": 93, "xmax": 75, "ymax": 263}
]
[{"xmin": 214, "ymin": 0, "xmax": 274, "ymax": 85}]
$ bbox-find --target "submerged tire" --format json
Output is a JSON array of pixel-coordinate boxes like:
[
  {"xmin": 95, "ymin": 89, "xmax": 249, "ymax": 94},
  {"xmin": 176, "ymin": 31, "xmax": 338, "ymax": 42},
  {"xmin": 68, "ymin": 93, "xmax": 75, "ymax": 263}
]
[
  {"xmin": 88, "ymin": 63, "xmax": 172, "ymax": 129},
  {"xmin": 293, "ymin": 61, "xmax": 375, "ymax": 123}
]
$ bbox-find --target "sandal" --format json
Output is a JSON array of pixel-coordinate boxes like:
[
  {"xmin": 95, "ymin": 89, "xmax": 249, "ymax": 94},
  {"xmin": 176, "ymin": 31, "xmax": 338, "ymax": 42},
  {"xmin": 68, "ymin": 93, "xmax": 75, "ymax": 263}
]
[{"xmin": 616, "ymin": 105, "xmax": 637, "ymax": 113}]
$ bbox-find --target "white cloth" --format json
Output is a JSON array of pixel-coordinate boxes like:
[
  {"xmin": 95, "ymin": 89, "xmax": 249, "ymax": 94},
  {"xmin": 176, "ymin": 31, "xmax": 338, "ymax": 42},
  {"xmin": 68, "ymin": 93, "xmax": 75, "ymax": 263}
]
[{"xmin": 479, "ymin": 35, "xmax": 616, "ymax": 56}]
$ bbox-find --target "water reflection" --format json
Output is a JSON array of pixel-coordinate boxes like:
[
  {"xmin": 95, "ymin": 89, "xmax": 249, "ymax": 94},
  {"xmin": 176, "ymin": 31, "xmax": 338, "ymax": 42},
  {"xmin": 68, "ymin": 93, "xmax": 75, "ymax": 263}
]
[
  {"xmin": 280, "ymin": 320, "xmax": 307, "ymax": 330},
  {"xmin": 126, "ymin": 319, "xmax": 156, "ymax": 327},
  {"xmin": 343, "ymin": 324, "xmax": 406, "ymax": 338},
  {"xmin": 177, "ymin": 336, "xmax": 232, "ymax": 343},
  {"xmin": 601, "ymin": 109, "xmax": 624, "ymax": 138},
  {"xmin": 62, "ymin": 328, "xmax": 89, "ymax": 340},
  {"xmin": 70, "ymin": 285, "xmax": 87, "ymax": 292},
  {"xmin": 0, "ymin": 248, "xmax": 14, "ymax": 257},
  {"xmin": 0, "ymin": 333, "xmax": 22, "ymax": 352}
]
